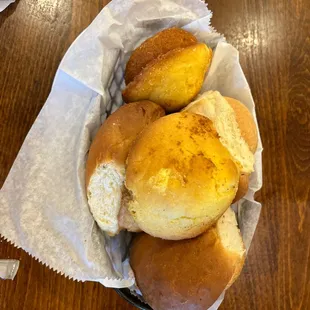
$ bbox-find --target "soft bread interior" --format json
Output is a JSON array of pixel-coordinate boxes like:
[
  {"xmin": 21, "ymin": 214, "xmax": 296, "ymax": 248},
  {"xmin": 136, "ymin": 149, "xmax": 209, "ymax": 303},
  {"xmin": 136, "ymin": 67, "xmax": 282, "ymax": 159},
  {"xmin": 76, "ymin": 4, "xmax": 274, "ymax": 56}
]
[
  {"xmin": 87, "ymin": 163, "xmax": 124, "ymax": 235},
  {"xmin": 184, "ymin": 90, "xmax": 254, "ymax": 173},
  {"xmin": 216, "ymin": 207, "xmax": 246, "ymax": 288},
  {"xmin": 217, "ymin": 207, "xmax": 244, "ymax": 256},
  {"xmin": 85, "ymin": 101, "xmax": 164, "ymax": 235},
  {"xmin": 224, "ymin": 97, "xmax": 258, "ymax": 153}
]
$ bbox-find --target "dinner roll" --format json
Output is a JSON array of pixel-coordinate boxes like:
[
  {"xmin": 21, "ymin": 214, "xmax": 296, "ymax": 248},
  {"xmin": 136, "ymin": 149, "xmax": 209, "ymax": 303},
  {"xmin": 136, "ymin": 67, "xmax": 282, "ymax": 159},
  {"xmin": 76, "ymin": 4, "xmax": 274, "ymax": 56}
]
[
  {"xmin": 126, "ymin": 112, "xmax": 239, "ymax": 240},
  {"xmin": 125, "ymin": 27, "xmax": 197, "ymax": 84},
  {"xmin": 130, "ymin": 207, "xmax": 246, "ymax": 310},
  {"xmin": 86, "ymin": 101, "xmax": 165, "ymax": 235},
  {"xmin": 123, "ymin": 43, "xmax": 212, "ymax": 112},
  {"xmin": 184, "ymin": 91, "xmax": 255, "ymax": 174}
]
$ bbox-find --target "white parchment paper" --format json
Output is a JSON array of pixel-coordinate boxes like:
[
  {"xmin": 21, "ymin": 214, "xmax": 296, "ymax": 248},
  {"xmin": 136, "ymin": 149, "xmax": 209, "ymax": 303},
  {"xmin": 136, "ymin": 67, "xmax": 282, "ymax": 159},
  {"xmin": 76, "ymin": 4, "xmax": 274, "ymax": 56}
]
[
  {"xmin": 0, "ymin": 0, "xmax": 262, "ymax": 308},
  {"xmin": 0, "ymin": 259, "xmax": 19, "ymax": 280},
  {"xmin": 0, "ymin": 0, "xmax": 14, "ymax": 12}
]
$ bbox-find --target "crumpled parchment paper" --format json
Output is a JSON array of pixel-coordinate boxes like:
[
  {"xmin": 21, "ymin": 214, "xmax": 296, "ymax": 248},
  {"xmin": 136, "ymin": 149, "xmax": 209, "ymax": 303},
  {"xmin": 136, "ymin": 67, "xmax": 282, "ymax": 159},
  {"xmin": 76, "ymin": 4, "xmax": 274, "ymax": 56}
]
[
  {"xmin": 0, "ymin": 0, "xmax": 262, "ymax": 308},
  {"xmin": 0, "ymin": 0, "xmax": 14, "ymax": 12}
]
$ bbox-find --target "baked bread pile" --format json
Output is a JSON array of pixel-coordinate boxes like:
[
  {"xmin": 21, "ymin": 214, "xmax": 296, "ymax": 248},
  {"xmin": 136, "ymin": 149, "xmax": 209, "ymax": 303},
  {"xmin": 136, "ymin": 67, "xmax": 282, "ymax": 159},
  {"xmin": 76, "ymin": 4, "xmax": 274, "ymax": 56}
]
[{"xmin": 85, "ymin": 28, "xmax": 258, "ymax": 310}]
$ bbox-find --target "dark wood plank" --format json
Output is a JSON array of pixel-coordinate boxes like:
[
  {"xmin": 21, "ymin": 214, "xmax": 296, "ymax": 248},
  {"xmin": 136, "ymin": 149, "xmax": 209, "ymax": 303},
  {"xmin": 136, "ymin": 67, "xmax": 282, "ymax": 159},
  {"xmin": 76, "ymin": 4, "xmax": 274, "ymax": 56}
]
[
  {"xmin": 0, "ymin": 0, "xmax": 309, "ymax": 309},
  {"xmin": 208, "ymin": 0, "xmax": 310, "ymax": 309}
]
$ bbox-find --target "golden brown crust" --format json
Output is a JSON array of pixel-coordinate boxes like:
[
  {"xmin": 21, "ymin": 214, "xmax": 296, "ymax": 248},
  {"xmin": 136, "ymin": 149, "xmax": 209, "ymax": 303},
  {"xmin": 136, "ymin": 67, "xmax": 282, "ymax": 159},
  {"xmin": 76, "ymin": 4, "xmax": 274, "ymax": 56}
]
[
  {"xmin": 126, "ymin": 112, "xmax": 239, "ymax": 240},
  {"xmin": 225, "ymin": 97, "xmax": 258, "ymax": 153},
  {"xmin": 125, "ymin": 28, "xmax": 197, "ymax": 84},
  {"xmin": 123, "ymin": 43, "xmax": 212, "ymax": 112},
  {"xmin": 130, "ymin": 229, "xmax": 240, "ymax": 310},
  {"xmin": 232, "ymin": 174, "xmax": 249, "ymax": 203},
  {"xmin": 226, "ymin": 249, "xmax": 246, "ymax": 288},
  {"xmin": 85, "ymin": 101, "xmax": 165, "ymax": 188}
]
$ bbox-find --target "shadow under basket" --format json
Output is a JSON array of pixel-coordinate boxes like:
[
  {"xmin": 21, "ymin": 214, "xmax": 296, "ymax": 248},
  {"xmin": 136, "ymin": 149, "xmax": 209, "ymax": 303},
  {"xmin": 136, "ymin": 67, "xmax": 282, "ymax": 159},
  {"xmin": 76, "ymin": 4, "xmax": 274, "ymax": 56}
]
[{"xmin": 114, "ymin": 288, "xmax": 152, "ymax": 310}]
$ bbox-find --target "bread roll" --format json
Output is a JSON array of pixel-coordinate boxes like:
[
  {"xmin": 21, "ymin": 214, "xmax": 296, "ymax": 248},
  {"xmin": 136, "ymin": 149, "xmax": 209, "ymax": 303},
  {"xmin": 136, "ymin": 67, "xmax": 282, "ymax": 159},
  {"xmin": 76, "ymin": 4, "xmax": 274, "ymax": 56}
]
[
  {"xmin": 123, "ymin": 43, "xmax": 212, "ymax": 112},
  {"xmin": 126, "ymin": 112, "xmax": 239, "ymax": 240},
  {"xmin": 130, "ymin": 207, "xmax": 246, "ymax": 310},
  {"xmin": 125, "ymin": 27, "xmax": 197, "ymax": 84},
  {"xmin": 225, "ymin": 97, "xmax": 257, "ymax": 202},
  {"xmin": 224, "ymin": 97, "xmax": 258, "ymax": 153},
  {"xmin": 85, "ymin": 101, "xmax": 165, "ymax": 235},
  {"xmin": 183, "ymin": 91, "xmax": 255, "ymax": 174}
]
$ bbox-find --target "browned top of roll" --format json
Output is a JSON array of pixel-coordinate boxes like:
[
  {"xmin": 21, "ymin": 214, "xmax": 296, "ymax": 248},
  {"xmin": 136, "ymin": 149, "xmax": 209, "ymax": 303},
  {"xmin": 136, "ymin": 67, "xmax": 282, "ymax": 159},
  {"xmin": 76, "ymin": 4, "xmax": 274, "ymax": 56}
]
[
  {"xmin": 85, "ymin": 101, "xmax": 164, "ymax": 188},
  {"xmin": 125, "ymin": 112, "xmax": 239, "ymax": 240},
  {"xmin": 124, "ymin": 27, "xmax": 197, "ymax": 84},
  {"xmin": 130, "ymin": 209, "xmax": 244, "ymax": 310}
]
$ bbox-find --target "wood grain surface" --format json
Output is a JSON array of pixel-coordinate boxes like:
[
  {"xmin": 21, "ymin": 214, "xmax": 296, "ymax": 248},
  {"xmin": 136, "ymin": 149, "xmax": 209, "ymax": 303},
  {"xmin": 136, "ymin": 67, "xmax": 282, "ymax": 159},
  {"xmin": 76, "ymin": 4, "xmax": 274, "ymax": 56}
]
[{"xmin": 0, "ymin": 0, "xmax": 309, "ymax": 309}]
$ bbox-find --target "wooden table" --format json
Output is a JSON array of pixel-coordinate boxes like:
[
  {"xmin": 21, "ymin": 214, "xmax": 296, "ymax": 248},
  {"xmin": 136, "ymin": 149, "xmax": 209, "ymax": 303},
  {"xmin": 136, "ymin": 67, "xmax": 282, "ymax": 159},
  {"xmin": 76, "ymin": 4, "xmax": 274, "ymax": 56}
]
[{"xmin": 0, "ymin": 0, "xmax": 309, "ymax": 309}]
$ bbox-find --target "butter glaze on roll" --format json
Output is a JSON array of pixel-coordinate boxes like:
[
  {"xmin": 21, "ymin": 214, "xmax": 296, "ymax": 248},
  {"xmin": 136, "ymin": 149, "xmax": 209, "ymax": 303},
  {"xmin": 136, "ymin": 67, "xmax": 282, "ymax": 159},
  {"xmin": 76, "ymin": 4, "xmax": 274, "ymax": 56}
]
[
  {"xmin": 125, "ymin": 27, "xmax": 198, "ymax": 84},
  {"xmin": 126, "ymin": 112, "xmax": 239, "ymax": 240},
  {"xmin": 184, "ymin": 91, "xmax": 258, "ymax": 202}
]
